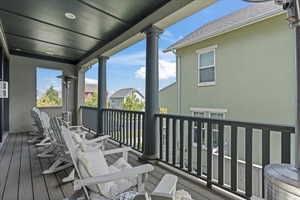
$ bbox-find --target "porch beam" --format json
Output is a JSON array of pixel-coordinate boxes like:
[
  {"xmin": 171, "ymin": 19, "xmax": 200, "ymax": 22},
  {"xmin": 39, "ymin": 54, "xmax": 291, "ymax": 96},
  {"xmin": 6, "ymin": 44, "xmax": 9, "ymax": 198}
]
[
  {"xmin": 143, "ymin": 25, "xmax": 163, "ymax": 159},
  {"xmin": 97, "ymin": 56, "xmax": 108, "ymax": 136}
]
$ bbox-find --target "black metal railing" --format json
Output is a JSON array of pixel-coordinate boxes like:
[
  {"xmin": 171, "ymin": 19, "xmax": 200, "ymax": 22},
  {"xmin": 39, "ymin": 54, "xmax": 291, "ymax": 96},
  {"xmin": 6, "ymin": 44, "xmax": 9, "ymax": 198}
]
[
  {"xmin": 103, "ymin": 108, "xmax": 144, "ymax": 152},
  {"xmin": 81, "ymin": 106, "xmax": 144, "ymax": 152},
  {"xmin": 155, "ymin": 113, "xmax": 295, "ymax": 199},
  {"xmin": 81, "ymin": 106, "xmax": 295, "ymax": 199}
]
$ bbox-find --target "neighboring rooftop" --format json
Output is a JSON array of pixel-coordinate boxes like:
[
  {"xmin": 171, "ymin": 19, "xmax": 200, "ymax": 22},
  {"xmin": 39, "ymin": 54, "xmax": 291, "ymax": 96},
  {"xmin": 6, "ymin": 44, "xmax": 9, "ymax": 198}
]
[
  {"xmin": 164, "ymin": 2, "xmax": 283, "ymax": 52},
  {"xmin": 110, "ymin": 88, "xmax": 144, "ymax": 99},
  {"xmin": 159, "ymin": 82, "xmax": 176, "ymax": 92},
  {"xmin": 85, "ymin": 78, "xmax": 98, "ymax": 93}
]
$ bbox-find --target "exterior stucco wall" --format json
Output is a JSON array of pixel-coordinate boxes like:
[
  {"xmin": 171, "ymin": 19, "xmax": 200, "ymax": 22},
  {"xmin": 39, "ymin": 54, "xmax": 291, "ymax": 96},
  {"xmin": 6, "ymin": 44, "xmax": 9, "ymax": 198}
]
[
  {"xmin": 9, "ymin": 55, "xmax": 76, "ymax": 133},
  {"xmin": 159, "ymin": 83, "xmax": 178, "ymax": 114},
  {"xmin": 161, "ymin": 14, "xmax": 296, "ymax": 166}
]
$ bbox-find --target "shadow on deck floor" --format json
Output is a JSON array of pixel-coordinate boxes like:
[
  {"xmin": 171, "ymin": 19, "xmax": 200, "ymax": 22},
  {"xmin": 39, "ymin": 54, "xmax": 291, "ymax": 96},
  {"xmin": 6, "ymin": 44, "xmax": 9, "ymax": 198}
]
[{"xmin": 0, "ymin": 133, "xmax": 228, "ymax": 200}]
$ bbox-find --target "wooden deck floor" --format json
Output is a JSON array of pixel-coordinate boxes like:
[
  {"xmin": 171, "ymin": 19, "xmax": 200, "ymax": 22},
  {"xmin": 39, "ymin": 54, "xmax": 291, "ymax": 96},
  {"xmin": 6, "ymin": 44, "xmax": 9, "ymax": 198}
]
[{"xmin": 0, "ymin": 133, "xmax": 228, "ymax": 200}]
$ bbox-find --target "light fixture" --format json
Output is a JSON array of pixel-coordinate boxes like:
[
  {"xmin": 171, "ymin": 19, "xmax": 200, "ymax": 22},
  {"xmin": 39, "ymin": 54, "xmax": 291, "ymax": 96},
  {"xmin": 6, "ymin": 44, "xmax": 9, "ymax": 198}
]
[
  {"xmin": 15, "ymin": 48, "xmax": 22, "ymax": 51},
  {"xmin": 65, "ymin": 12, "xmax": 76, "ymax": 20}
]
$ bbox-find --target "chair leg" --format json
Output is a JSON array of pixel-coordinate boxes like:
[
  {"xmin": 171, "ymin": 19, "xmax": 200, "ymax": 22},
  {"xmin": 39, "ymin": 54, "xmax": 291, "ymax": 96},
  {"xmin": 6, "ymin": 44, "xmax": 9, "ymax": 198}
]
[
  {"xmin": 37, "ymin": 146, "xmax": 55, "ymax": 158},
  {"xmin": 62, "ymin": 169, "xmax": 75, "ymax": 183},
  {"xmin": 63, "ymin": 190, "xmax": 85, "ymax": 200},
  {"xmin": 27, "ymin": 136, "xmax": 43, "ymax": 144},
  {"xmin": 35, "ymin": 137, "xmax": 51, "ymax": 147},
  {"xmin": 42, "ymin": 159, "xmax": 73, "ymax": 174}
]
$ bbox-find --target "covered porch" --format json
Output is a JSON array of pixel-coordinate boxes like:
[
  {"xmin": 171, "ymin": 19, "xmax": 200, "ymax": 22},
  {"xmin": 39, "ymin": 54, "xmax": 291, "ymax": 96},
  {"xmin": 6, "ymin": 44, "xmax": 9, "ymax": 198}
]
[{"xmin": 0, "ymin": 0, "xmax": 299, "ymax": 199}]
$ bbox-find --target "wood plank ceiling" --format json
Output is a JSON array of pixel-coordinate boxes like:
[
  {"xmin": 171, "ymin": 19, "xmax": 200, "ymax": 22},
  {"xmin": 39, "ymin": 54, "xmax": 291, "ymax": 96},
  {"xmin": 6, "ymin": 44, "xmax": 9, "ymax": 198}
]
[{"xmin": 0, "ymin": 0, "xmax": 170, "ymax": 64}]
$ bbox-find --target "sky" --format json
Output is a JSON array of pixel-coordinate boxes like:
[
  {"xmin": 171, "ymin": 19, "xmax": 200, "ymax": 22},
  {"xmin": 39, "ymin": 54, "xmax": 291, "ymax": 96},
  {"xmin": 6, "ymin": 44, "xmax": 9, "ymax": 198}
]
[
  {"xmin": 85, "ymin": 0, "xmax": 251, "ymax": 95},
  {"xmin": 36, "ymin": 67, "xmax": 62, "ymax": 99}
]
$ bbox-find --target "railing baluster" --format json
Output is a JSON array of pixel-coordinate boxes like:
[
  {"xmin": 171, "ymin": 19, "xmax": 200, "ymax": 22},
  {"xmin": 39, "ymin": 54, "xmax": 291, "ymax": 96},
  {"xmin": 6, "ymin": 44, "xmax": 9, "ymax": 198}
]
[
  {"xmin": 188, "ymin": 120, "xmax": 192, "ymax": 172},
  {"xmin": 218, "ymin": 123, "xmax": 224, "ymax": 186},
  {"xmin": 138, "ymin": 114, "xmax": 141, "ymax": 151},
  {"xmin": 122, "ymin": 111, "xmax": 125, "ymax": 144},
  {"xmin": 281, "ymin": 131, "xmax": 291, "ymax": 163},
  {"xmin": 118, "ymin": 111, "xmax": 121, "ymax": 142},
  {"xmin": 207, "ymin": 121, "xmax": 212, "ymax": 187},
  {"xmin": 197, "ymin": 120, "xmax": 202, "ymax": 176},
  {"xmin": 231, "ymin": 125, "xmax": 238, "ymax": 191},
  {"xmin": 262, "ymin": 129, "xmax": 270, "ymax": 198},
  {"xmin": 245, "ymin": 127, "xmax": 253, "ymax": 198},
  {"xmin": 159, "ymin": 117, "xmax": 163, "ymax": 160},
  {"xmin": 126, "ymin": 112, "xmax": 129, "ymax": 145},
  {"xmin": 166, "ymin": 117, "xmax": 170, "ymax": 163},
  {"xmin": 113, "ymin": 111, "xmax": 116, "ymax": 139},
  {"xmin": 133, "ymin": 113, "xmax": 137, "ymax": 149},
  {"xmin": 172, "ymin": 118, "xmax": 177, "ymax": 165},
  {"xmin": 142, "ymin": 113, "xmax": 145, "ymax": 152},
  {"xmin": 180, "ymin": 119, "xmax": 184, "ymax": 168},
  {"xmin": 129, "ymin": 112, "xmax": 132, "ymax": 146},
  {"xmin": 106, "ymin": 110, "xmax": 109, "ymax": 135}
]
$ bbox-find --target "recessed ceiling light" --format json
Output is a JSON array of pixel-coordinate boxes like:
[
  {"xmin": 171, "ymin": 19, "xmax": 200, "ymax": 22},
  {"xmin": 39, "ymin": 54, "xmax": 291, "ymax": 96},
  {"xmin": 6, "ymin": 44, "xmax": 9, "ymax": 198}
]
[
  {"xmin": 65, "ymin": 12, "xmax": 76, "ymax": 20},
  {"xmin": 45, "ymin": 51, "xmax": 54, "ymax": 55},
  {"xmin": 15, "ymin": 48, "xmax": 22, "ymax": 51}
]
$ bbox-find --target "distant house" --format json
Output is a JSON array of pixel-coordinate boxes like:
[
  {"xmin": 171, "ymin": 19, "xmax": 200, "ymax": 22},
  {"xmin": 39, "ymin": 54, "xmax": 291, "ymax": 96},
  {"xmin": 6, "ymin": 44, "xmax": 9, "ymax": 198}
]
[
  {"xmin": 110, "ymin": 88, "xmax": 144, "ymax": 109},
  {"xmin": 84, "ymin": 78, "xmax": 98, "ymax": 100}
]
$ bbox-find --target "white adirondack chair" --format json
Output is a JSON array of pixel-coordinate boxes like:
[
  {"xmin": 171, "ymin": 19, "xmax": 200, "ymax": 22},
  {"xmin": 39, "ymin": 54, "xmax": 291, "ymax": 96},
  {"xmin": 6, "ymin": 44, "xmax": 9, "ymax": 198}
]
[
  {"xmin": 134, "ymin": 174, "xmax": 178, "ymax": 200},
  {"xmin": 28, "ymin": 107, "xmax": 45, "ymax": 144},
  {"xmin": 61, "ymin": 126, "xmax": 154, "ymax": 200}
]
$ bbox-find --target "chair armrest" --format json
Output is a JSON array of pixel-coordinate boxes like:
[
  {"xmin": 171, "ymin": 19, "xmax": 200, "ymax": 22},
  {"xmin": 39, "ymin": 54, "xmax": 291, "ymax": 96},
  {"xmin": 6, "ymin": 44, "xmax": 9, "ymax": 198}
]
[
  {"xmin": 102, "ymin": 147, "xmax": 131, "ymax": 155},
  {"xmin": 69, "ymin": 126, "xmax": 89, "ymax": 132},
  {"xmin": 151, "ymin": 174, "xmax": 177, "ymax": 199},
  {"xmin": 74, "ymin": 164, "xmax": 154, "ymax": 190},
  {"xmin": 83, "ymin": 135, "xmax": 110, "ymax": 144}
]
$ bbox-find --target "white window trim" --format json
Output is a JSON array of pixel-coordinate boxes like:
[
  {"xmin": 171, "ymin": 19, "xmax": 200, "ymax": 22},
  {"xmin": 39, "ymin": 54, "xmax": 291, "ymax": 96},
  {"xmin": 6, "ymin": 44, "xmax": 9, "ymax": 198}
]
[
  {"xmin": 191, "ymin": 107, "xmax": 226, "ymax": 148},
  {"xmin": 196, "ymin": 45, "xmax": 217, "ymax": 87}
]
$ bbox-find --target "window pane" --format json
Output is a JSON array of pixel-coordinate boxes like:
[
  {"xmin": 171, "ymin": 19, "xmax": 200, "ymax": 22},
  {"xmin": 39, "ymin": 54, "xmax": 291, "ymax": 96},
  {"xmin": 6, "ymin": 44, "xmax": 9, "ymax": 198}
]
[
  {"xmin": 199, "ymin": 67, "xmax": 215, "ymax": 83},
  {"xmin": 36, "ymin": 68, "xmax": 62, "ymax": 107},
  {"xmin": 199, "ymin": 51, "xmax": 214, "ymax": 67},
  {"xmin": 211, "ymin": 113, "xmax": 224, "ymax": 119},
  {"xmin": 193, "ymin": 112, "xmax": 205, "ymax": 117}
]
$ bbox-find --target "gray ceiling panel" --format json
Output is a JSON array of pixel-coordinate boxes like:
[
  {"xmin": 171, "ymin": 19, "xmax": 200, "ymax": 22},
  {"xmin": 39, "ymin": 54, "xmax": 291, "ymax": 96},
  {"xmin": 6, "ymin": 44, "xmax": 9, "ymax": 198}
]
[
  {"xmin": 0, "ymin": 0, "xmax": 170, "ymax": 63},
  {"xmin": 0, "ymin": 11, "xmax": 100, "ymax": 52},
  {"xmin": 7, "ymin": 35, "xmax": 85, "ymax": 61}
]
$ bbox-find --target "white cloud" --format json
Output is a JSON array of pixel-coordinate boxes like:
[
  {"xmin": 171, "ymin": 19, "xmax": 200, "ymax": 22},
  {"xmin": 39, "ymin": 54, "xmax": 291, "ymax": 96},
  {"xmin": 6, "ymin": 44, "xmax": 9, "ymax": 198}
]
[
  {"xmin": 135, "ymin": 59, "xmax": 176, "ymax": 80},
  {"xmin": 85, "ymin": 78, "xmax": 98, "ymax": 84}
]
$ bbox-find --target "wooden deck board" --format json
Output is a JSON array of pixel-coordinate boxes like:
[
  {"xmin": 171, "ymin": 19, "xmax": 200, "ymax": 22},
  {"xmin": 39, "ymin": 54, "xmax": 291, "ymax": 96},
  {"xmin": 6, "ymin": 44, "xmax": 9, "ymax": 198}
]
[
  {"xmin": 19, "ymin": 134, "xmax": 34, "ymax": 200},
  {"xmin": 2, "ymin": 134, "xmax": 23, "ymax": 200},
  {"xmin": 0, "ymin": 133, "xmax": 229, "ymax": 200},
  {"xmin": 0, "ymin": 134, "xmax": 16, "ymax": 199}
]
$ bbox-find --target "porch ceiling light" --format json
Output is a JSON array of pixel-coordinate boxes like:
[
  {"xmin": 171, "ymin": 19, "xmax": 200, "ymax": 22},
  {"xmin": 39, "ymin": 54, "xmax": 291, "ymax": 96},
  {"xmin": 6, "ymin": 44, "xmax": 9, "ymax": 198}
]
[{"xmin": 65, "ymin": 12, "xmax": 76, "ymax": 20}]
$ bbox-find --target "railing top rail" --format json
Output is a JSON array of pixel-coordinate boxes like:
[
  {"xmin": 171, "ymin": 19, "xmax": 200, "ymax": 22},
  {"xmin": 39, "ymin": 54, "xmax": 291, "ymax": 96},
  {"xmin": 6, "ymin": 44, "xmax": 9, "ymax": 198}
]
[
  {"xmin": 155, "ymin": 113, "xmax": 295, "ymax": 133},
  {"xmin": 80, "ymin": 106, "xmax": 97, "ymax": 110},
  {"xmin": 80, "ymin": 106, "xmax": 145, "ymax": 114},
  {"xmin": 103, "ymin": 108, "xmax": 145, "ymax": 114}
]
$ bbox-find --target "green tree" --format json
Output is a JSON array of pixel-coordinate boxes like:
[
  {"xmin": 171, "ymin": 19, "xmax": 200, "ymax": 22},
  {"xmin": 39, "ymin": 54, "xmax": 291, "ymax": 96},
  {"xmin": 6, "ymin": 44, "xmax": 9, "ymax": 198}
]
[
  {"xmin": 37, "ymin": 86, "xmax": 62, "ymax": 107},
  {"xmin": 84, "ymin": 92, "xmax": 98, "ymax": 107},
  {"xmin": 121, "ymin": 93, "xmax": 144, "ymax": 111}
]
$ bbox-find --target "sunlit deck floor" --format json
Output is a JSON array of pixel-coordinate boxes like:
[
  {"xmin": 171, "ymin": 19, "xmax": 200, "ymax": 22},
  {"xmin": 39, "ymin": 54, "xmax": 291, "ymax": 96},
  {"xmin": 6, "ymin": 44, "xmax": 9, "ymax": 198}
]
[{"xmin": 0, "ymin": 133, "xmax": 228, "ymax": 200}]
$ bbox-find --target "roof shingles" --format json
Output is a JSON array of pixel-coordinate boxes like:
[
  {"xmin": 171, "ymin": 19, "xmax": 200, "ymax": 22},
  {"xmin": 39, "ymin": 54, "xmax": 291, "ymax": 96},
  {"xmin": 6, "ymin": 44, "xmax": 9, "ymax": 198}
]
[{"xmin": 164, "ymin": 2, "xmax": 283, "ymax": 52}]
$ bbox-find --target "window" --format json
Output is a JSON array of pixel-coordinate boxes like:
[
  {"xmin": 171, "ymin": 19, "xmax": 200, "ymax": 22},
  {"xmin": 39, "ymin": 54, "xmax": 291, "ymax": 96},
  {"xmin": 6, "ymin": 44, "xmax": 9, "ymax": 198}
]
[
  {"xmin": 197, "ymin": 45, "xmax": 217, "ymax": 86},
  {"xmin": 191, "ymin": 108, "xmax": 226, "ymax": 151},
  {"xmin": 36, "ymin": 67, "xmax": 63, "ymax": 107}
]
